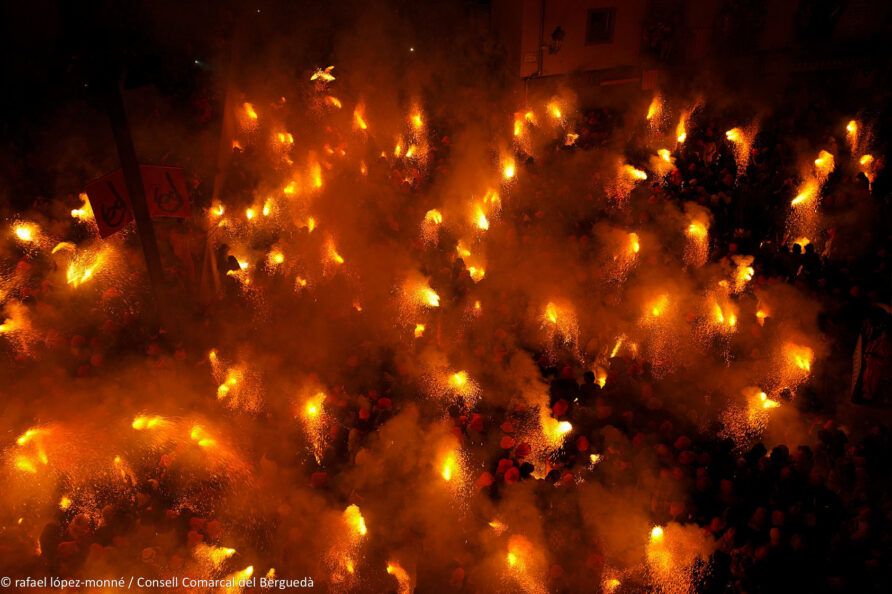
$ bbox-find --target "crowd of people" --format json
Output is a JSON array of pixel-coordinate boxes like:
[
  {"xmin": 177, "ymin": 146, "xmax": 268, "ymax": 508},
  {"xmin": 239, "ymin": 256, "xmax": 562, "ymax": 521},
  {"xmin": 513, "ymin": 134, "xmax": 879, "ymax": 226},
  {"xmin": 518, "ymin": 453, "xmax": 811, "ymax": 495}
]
[{"xmin": 1, "ymin": 51, "xmax": 890, "ymax": 594}]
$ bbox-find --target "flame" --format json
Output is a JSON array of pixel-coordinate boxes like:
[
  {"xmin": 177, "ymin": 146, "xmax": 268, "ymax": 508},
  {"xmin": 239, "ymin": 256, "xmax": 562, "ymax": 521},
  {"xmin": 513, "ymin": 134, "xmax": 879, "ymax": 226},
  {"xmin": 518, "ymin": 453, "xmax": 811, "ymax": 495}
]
[
  {"xmin": 304, "ymin": 392, "xmax": 326, "ymax": 418},
  {"xmin": 590, "ymin": 453, "xmax": 602, "ymax": 465},
  {"xmin": 790, "ymin": 180, "xmax": 818, "ymax": 206},
  {"xmin": 132, "ymin": 415, "xmax": 167, "ymax": 430},
  {"xmin": 541, "ymin": 408, "xmax": 572, "ymax": 446},
  {"xmin": 547, "ymin": 102, "xmax": 562, "ymax": 120},
  {"xmin": 489, "ymin": 520, "xmax": 508, "ymax": 534},
  {"xmin": 354, "ymin": 108, "xmax": 368, "ymax": 130},
  {"xmin": 676, "ymin": 114, "xmax": 688, "ymax": 143},
  {"xmin": 245, "ymin": 208, "xmax": 256, "ymax": 220},
  {"xmin": 646, "ymin": 96, "xmax": 660, "ymax": 121},
  {"xmin": 468, "ymin": 266, "xmax": 485, "ymax": 282},
  {"xmin": 51, "ymin": 242, "xmax": 75, "ymax": 254},
  {"xmin": 624, "ymin": 165, "xmax": 648, "ymax": 180},
  {"xmin": 545, "ymin": 302, "xmax": 559, "ymax": 324},
  {"xmin": 658, "ymin": 149, "xmax": 672, "ymax": 163},
  {"xmin": 648, "ymin": 294, "xmax": 669, "ymax": 318},
  {"xmin": 59, "ymin": 496, "xmax": 72, "ymax": 510},
  {"xmin": 189, "ymin": 425, "xmax": 216, "ymax": 448},
  {"xmin": 310, "ymin": 66, "xmax": 335, "ymax": 82},
  {"xmin": 243, "ymin": 102, "xmax": 258, "ymax": 120},
  {"xmin": 196, "ymin": 543, "xmax": 237, "ymax": 569},
  {"xmin": 859, "ymin": 154, "xmax": 873, "ymax": 166},
  {"xmin": 424, "ymin": 209, "xmax": 443, "ymax": 225},
  {"xmin": 405, "ymin": 145, "xmax": 416, "ymax": 159},
  {"xmin": 13, "ymin": 222, "xmax": 37, "ymax": 243},
  {"xmin": 310, "ymin": 159, "xmax": 323, "ymax": 188},
  {"xmin": 411, "ymin": 113, "xmax": 423, "ymax": 129},
  {"xmin": 441, "ymin": 451, "xmax": 457, "ymax": 481},
  {"xmin": 787, "ymin": 343, "xmax": 813, "ymax": 373},
  {"xmin": 66, "ymin": 248, "xmax": 107, "ymax": 288},
  {"xmin": 325, "ymin": 96, "xmax": 342, "ymax": 108},
  {"xmin": 327, "ymin": 240, "xmax": 345, "ymax": 264},
  {"xmin": 268, "ymin": 251, "xmax": 285, "ymax": 265},
  {"xmin": 16, "ymin": 429, "xmax": 44, "ymax": 446},
  {"xmin": 513, "ymin": 118, "xmax": 523, "ymax": 137},
  {"xmin": 419, "ymin": 286, "xmax": 440, "ymax": 308},
  {"xmin": 759, "ymin": 392, "xmax": 779, "ymax": 410},
  {"xmin": 449, "ymin": 371, "xmax": 468, "ymax": 389},
  {"xmin": 456, "ymin": 240, "xmax": 471, "ymax": 259},
  {"xmin": 1, "ymin": 316, "xmax": 19, "ymax": 335},
  {"xmin": 726, "ymin": 128, "xmax": 742, "ymax": 142},
  {"xmin": 344, "ymin": 504, "xmax": 367, "ymax": 537},
  {"xmin": 812, "ymin": 150, "xmax": 835, "ymax": 185},
  {"xmin": 386, "ymin": 562, "xmax": 412, "ymax": 594},
  {"xmin": 263, "ymin": 198, "xmax": 274, "ymax": 216},
  {"xmin": 846, "ymin": 120, "xmax": 857, "ymax": 134},
  {"xmin": 650, "ymin": 526, "xmax": 664, "ymax": 541},
  {"xmin": 473, "ymin": 205, "xmax": 489, "ymax": 230},
  {"xmin": 71, "ymin": 193, "xmax": 94, "ymax": 221},
  {"xmin": 277, "ymin": 132, "xmax": 294, "ymax": 146},
  {"xmin": 414, "ymin": 324, "xmax": 425, "ymax": 338},
  {"xmin": 503, "ymin": 159, "xmax": 516, "ymax": 180},
  {"xmin": 687, "ymin": 221, "xmax": 708, "ymax": 238},
  {"xmin": 14, "ymin": 456, "xmax": 38, "ymax": 473},
  {"xmin": 629, "ymin": 232, "xmax": 640, "ymax": 254}
]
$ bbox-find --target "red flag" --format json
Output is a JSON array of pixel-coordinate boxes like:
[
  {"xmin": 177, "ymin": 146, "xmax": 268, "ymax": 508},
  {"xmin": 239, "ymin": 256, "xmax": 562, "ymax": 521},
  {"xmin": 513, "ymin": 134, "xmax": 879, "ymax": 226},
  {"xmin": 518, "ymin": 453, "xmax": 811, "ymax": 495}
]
[
  {"xmin": 83, "ymin": 165, "xmax": 192, "ymax": 238},
  {"xmin": 140, "ymin": 165, "xmax": 192, "ymax": 219},
  {"xmin": 83, "ymin": 169, "xmax": 132, "ymax": 238}
]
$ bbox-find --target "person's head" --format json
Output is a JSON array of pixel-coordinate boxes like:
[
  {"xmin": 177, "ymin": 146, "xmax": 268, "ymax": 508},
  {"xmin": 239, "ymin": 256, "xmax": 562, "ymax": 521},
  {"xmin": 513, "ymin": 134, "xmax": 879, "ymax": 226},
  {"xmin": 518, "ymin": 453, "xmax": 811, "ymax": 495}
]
[
  {"xmin": 804, "ymin": 243, "xmax": 815, "ymax": 255},
  {"xmin": 792, "ymin": 244, "xmax": 802, "ymax": 255},
  {"xmin": 583, "ymin": 370, "xmax": 595, "ymax": 384}
]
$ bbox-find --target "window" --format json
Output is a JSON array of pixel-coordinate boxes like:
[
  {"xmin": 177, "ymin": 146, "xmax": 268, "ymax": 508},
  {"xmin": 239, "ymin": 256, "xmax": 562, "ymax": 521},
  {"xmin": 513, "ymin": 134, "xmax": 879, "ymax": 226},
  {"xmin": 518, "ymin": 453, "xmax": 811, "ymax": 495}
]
[{"xmin": 586, "ymin": 8, "xmax": 616, "ymax": 45}]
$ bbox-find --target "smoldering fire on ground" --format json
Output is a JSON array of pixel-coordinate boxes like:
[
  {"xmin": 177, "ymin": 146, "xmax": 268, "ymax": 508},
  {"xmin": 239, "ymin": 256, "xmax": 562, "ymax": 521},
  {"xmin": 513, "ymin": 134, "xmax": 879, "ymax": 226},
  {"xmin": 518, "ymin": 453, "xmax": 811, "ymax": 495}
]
[{"xmin": 0, "ymin": 7, "xmax": 885, "ymax": 594}]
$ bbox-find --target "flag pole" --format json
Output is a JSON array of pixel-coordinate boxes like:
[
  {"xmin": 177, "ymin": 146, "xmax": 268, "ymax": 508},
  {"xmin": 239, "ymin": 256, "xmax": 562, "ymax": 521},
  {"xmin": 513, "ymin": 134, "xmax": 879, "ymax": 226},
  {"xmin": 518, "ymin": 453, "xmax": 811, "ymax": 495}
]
[{"xmin": 105, "ymin": 79, "xmax": 170, "ymax": 330}]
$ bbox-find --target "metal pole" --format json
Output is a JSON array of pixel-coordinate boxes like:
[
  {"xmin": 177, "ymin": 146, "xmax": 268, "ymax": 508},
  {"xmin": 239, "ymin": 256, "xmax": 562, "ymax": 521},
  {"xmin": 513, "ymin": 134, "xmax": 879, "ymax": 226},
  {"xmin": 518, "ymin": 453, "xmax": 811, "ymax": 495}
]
[{"xmin": 105, "ymin": 80, "xmax": 169, "ymax": 329}]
